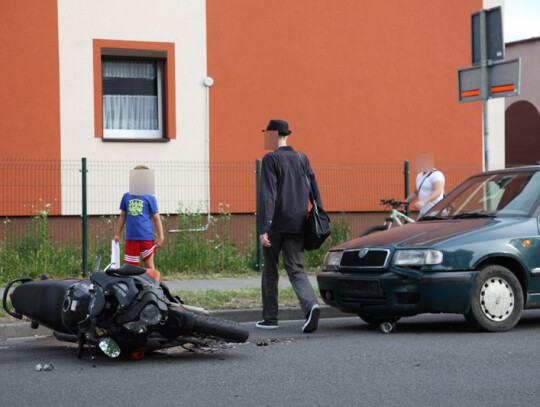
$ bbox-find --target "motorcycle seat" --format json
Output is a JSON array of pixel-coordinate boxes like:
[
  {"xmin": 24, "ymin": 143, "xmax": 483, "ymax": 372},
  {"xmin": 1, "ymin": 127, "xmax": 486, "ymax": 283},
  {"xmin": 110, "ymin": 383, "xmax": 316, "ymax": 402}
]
[
  {"xmin": 106, "ymin": 264, "xmax": 147, "ymax": 276},
  {"xmin": 11, "ymin": 278, "xmax": 80, "ymax": 332}
]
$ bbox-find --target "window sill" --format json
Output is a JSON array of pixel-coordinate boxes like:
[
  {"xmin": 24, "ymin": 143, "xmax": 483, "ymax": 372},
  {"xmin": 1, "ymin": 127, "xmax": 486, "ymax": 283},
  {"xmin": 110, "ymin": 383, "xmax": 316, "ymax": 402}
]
[{"xmin": 101, "ymin": 138, "xmax": 170, "ymax": 143}]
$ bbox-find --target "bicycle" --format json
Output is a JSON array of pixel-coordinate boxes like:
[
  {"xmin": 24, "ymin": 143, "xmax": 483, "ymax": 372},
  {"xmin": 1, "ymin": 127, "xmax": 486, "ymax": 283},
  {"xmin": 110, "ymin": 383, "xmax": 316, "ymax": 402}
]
[{"xmin": 361, "ymin": 198, "xmax": 415, "ymax": 236}]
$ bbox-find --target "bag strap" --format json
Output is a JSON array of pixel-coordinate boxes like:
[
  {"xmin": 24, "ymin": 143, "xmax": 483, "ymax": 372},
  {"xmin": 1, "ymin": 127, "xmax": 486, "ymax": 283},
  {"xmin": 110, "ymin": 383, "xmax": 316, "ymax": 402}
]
[
  {"xmin": 297, "ymin": 152, "xmax": 317, "ymax": 211},
  {"xmin": 417, "ymin": 170, "xmax": 434, "ymax": 193}
]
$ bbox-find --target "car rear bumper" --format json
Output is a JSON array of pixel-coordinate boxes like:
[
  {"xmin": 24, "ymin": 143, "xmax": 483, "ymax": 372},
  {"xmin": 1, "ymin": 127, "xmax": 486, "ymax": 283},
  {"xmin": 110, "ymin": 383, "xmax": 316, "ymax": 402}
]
[{"xmin": 316, "ymin": 270, "xmax": 476, "ymax": 317}]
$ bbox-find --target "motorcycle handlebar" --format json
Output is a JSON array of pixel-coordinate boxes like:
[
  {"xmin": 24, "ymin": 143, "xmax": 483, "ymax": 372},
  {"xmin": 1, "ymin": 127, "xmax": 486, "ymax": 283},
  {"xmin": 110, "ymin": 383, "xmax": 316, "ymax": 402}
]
[{"xmin": 2, "ymin": 278, "xmax": 33, "ymax": 319}]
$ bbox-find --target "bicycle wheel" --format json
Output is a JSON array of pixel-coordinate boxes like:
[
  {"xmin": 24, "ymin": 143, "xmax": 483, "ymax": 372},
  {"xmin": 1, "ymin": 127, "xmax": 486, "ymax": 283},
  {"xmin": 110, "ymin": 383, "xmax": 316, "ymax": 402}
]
[{"xmin": 361, "ymin": 225, "xmax": 389, "ymax": 236}]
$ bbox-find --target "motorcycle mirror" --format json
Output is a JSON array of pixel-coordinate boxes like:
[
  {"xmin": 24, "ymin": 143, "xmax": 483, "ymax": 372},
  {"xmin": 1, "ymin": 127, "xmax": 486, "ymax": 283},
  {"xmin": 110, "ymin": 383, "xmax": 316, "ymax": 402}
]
[
  {"xmin": 93, "ymin": 255, "xmax": 102, "ymax": 273},
  {"xmin": 98, "ymin": 338, "xmax": 121, "ymax": 358}
]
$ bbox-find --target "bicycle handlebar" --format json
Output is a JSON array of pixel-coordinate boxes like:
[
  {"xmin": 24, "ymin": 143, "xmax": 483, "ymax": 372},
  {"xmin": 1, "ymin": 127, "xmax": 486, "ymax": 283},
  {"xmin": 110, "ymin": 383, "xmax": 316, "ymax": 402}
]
[{"xmin": 380, "ymin": 199, "xmax": 408, "ymax": 208}]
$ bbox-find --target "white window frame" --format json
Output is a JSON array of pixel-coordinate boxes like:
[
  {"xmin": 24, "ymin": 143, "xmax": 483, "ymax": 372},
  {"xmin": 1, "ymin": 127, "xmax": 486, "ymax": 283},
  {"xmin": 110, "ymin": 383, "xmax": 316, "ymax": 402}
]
[{"xmin": 101, "ymin": 48, "xmax": 167, "ymax": 141}]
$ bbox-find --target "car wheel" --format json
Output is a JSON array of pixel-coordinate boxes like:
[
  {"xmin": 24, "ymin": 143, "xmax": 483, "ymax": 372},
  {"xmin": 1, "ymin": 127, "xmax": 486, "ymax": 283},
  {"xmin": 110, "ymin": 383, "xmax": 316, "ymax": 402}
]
[
  {"xmin": 361, "ymin": 225, "xmax": 389, "ymax": 236},
  {"xmin": 465, "ymin": 265, "xmax": 523, "ymax": 332},
  {"xmin": 359, "ymin": 315, "xmax": 401, "ymax": 325}
]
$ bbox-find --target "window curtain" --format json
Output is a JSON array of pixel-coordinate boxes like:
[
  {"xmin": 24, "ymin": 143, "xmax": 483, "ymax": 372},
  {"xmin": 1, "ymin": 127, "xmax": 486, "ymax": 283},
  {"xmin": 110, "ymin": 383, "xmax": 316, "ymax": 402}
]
[{"xmin": 102, "ymin": 60, "xmax": 158, "ymax": 130}]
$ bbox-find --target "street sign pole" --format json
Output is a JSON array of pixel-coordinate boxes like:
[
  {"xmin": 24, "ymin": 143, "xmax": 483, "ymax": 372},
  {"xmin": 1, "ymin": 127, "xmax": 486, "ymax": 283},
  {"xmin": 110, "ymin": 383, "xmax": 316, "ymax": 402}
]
[
  {"xmin": 458, "ymin": 6, "xmax": 520, "ymax": 171},
  {"xmin": 480, "ymin": 10, "xmax": 490, "ymax": 170}
]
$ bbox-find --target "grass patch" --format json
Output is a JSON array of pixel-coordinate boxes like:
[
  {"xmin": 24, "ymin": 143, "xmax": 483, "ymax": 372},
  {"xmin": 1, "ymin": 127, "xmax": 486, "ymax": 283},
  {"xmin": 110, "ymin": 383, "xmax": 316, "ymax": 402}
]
[
  {"xmin": 174, "ymin": 286, "xmax": 322, "ymax": 310},
  {"xmin": 0, "ymin": 300, "xmax": 15, "ymax": 324}
]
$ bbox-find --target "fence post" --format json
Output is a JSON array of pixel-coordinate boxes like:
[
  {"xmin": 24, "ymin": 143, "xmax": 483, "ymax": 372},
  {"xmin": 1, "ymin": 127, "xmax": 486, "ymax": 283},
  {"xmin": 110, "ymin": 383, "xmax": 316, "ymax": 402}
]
[
  {"xmin": 255, "ymin": 159, "xmax": 262, "ymax": 272},
  {"xmin": 404, "ymin": 160, "xmax": 410, "ymax": 217},
  {"xmin": 81, "ymin": 157, "xmax": 88, "ymax": 277}
]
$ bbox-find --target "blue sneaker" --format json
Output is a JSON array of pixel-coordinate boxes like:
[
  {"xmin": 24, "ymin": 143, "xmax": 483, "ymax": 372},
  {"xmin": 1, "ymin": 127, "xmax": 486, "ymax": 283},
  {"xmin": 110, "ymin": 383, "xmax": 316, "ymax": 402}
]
[
  {"xmin": 256, "ymin": 320, "xmax": 279, "ymax": 330},
  {"xmin": 302, "ymin": 304, "xmax": 320, "ymax": 333}
]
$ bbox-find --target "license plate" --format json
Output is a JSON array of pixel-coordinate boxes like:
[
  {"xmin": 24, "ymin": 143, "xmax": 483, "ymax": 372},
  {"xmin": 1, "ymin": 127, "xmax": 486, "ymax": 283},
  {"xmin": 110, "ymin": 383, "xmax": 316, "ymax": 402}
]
[{"xmin": 339, "ymin": 279, "xmax": 383, "ymax": 297}]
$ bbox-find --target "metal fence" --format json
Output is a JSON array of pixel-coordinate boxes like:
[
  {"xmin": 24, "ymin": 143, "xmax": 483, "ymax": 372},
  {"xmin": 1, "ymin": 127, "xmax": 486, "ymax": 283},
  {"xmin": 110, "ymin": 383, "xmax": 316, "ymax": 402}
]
[{"xmin": 0, "ymin": 158, "xmax": 482, "ymax": 273}]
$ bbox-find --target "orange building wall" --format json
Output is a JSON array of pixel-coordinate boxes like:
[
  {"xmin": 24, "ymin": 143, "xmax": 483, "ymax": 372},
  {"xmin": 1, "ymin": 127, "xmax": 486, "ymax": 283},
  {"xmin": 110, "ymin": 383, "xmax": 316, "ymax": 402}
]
[
  {"xmin": 0, "ymin": 1, "xmax": 485, "ymax": 216},
  {"xmin": 206, "ymin": 0, "xmax": 483, "ymax": 165},
  {"xmin": 1, "ymin": 0, "xmax": 61, "ymax": 159},
  {"xmin": 1, "ymin": 0, "xmax": 62, "ymax": 215}
]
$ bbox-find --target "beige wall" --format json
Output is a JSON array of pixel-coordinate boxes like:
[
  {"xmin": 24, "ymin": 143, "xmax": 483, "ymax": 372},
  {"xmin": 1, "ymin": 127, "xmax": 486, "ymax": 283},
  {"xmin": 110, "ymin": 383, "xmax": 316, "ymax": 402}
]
[
  {"xmin": 484, "ymin": 0, "xmax": 505, "ymax": 169},
  {"xmin": 506, "ymin": 38, "xmax": 540, "ymax": 110},
  {"xmin": 57, "ymin": 0, "xmax": 208, "ymax": 163},
  {"xmin": 505, "ymin": 37, "xmax": 540, "ymax": 165},
  {"xmin": 57, "ymin": 0, "xmax": 210, "ymax": 214}
]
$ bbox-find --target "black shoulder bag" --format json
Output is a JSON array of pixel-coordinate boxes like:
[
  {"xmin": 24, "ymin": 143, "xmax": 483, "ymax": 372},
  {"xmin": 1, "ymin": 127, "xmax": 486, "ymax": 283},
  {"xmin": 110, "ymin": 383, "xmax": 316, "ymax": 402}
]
[{"xmin": 297, "ymin": 152, "xmax": 331, "ymax": 251}]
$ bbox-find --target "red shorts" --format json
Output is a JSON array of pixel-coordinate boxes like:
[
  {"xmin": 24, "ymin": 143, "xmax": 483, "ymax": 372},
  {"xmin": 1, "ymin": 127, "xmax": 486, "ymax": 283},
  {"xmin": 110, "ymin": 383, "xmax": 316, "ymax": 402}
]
[{"xmin": 124, "ymin": 240, "xmax": 156, "ymax": 265}]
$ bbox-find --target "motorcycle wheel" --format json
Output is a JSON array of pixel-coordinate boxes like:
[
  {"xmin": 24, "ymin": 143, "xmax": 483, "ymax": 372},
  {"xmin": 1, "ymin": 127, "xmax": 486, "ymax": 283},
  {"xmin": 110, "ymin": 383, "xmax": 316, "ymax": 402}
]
[{"xmin": 192, "ymin": 315, "xmax": 249, "ymax": 343}]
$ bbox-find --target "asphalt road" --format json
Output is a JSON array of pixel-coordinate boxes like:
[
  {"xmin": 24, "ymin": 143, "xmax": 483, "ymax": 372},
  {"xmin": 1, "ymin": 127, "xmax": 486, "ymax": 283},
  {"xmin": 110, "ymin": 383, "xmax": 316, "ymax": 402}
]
[{"xmin": 2, "ymin": 312, "xmax": 540, "ymax": 407}]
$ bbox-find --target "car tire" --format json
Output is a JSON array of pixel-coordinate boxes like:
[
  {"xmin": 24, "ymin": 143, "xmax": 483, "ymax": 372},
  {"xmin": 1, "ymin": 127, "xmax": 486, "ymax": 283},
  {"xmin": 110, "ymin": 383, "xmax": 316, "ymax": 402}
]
[
  {"xmin": 465, "ymin": 265, "xmax": 523, "ymax": 332},
  {"xmin": 361, "ymin": 225, "xmax": 389, "ymax": 236},
  {"xmin": 359, "ymin": 315, "xmax": 401, "ymax": 325}
]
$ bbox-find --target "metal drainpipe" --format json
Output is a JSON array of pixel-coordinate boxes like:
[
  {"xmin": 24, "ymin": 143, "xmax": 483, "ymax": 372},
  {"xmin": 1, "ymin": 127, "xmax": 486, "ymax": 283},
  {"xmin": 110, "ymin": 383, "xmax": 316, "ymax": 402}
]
[{"xmin": 168, "ymin": 77, "xmax": 213, "ymax": 233}]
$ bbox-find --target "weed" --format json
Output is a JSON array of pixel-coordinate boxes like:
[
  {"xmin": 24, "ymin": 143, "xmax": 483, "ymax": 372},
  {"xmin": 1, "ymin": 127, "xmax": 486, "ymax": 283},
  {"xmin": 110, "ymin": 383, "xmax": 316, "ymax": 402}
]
[
  {"xmin": 305, "ymin": 213, "xmax": 350, "ymax": 269},
  {"xmin": 0, "ymin": 205, "xmax": 348, "ymax": 285}
]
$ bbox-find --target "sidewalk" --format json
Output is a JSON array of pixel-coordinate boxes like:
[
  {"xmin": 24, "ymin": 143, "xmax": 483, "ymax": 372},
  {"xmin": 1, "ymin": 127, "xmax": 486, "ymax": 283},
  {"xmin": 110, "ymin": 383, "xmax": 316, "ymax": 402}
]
[
  {"xmin": 161, "ymin": 275, "xmax": 317, "ymax": 292},
  {"xmin": 1, "ymin": 276, "xmax": 349, "ymax": 340}
]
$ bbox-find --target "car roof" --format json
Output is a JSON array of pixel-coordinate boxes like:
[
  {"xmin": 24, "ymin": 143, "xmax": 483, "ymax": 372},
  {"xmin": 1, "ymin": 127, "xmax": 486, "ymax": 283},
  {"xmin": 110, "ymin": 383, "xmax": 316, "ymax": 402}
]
[{"xmin": 475, "ymin": 165, "xmax": 540, "ymax": 177}]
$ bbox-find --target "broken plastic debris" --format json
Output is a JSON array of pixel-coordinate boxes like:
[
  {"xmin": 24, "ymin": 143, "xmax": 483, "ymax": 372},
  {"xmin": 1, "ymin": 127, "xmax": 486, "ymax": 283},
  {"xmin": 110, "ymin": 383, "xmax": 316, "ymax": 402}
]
[
  {"xmin": 36, "ymin": 363, "xmax": 55, "ymax": 372},
  {"xmin": 256, "ymin": 338, "xmax": 286, "ymax": 346}
]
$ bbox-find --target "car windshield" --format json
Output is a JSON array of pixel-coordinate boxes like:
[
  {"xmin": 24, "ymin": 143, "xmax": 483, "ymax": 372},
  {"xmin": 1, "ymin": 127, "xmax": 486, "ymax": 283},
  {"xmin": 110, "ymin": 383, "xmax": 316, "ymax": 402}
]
[{"xmin": 424, "ymin": 170, "xmax": 540, "ymax": 219}]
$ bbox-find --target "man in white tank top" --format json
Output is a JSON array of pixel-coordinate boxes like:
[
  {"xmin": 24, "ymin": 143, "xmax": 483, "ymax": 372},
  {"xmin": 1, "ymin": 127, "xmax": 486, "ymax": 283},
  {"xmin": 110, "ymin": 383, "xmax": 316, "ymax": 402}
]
[{"xmin": 402, "ymin": 153, "xmax": 445, "ymax": 219}]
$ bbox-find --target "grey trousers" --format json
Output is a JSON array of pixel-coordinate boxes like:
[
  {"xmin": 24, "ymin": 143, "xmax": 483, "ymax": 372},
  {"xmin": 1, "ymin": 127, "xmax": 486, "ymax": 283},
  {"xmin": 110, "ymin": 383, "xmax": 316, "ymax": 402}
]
[{"xmin": 261, "ymin": 231, "xmax": 318, "ymax": 324}]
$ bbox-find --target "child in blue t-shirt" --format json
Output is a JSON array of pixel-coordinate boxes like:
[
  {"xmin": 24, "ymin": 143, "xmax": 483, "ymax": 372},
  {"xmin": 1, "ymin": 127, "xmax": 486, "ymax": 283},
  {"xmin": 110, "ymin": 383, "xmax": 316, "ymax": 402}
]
[{"xmin": 113, "ymin": 166, "xmax": 164, "ymax": 269}]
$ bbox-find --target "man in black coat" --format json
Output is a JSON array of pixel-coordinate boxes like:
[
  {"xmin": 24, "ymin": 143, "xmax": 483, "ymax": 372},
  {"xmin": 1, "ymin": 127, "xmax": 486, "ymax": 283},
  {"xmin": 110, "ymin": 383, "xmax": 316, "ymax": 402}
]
[{"xmin": 257, "ymin": 119, "xmax": 323, "ymax": 333}]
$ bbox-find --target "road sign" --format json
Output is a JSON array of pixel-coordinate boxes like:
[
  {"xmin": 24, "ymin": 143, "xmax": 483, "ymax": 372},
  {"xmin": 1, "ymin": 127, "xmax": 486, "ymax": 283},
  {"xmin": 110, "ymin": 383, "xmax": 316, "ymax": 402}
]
[
  {"xmin": 458, "ymin": 58, "xmax": 521, "ymax": 103},
  {"xmin": 471, "ymin": 6, "xmax": 504, "ymax": 65},
  {"xmin": 458, "ymin": 6, "xmax": 521, "ymax": 171}
]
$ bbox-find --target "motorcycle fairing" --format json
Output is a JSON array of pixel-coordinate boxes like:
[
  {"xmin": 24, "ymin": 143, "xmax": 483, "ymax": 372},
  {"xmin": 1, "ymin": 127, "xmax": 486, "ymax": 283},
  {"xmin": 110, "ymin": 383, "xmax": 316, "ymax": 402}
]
[{"xmin": 91, "ymin": 271, "xmax": 139, "ymax": 309}]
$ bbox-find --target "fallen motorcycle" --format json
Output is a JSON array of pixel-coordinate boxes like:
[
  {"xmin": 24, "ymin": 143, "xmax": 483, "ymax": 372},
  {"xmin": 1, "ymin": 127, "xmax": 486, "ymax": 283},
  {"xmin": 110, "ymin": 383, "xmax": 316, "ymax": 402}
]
[{"xmin": 2, "ymin": 261, "xmax": 249, "ymax": 359}]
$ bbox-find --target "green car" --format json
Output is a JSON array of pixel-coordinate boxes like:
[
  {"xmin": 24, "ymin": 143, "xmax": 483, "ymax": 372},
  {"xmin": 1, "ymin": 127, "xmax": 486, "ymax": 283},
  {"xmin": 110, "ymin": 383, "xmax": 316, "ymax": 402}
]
[{"xmin": 317, "ymin": 166, "xmax": 540, "ymax": 332}]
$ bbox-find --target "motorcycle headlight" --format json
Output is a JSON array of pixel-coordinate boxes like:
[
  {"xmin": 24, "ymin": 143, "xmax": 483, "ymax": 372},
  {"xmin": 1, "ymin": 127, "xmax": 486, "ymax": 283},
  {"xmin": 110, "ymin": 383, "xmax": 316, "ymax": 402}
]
[
  {"xmin": 392, "ymin": 249, "xmax": 443, "ymax": 266},
  {"xmin": 139, "ymin": 304, "xmax": 162, "ymax": 325},
  {"xmin": 322, "ymin": 251, "xmax": 343, "ymax": 271}
]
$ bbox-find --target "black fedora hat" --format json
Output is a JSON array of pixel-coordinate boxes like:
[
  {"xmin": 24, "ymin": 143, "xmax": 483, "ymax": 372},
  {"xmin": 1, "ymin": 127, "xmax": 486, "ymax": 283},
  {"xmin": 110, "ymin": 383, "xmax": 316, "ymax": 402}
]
[{"xmin": 264, "ymin": 119, "xmax": 291, "ymax": 136}]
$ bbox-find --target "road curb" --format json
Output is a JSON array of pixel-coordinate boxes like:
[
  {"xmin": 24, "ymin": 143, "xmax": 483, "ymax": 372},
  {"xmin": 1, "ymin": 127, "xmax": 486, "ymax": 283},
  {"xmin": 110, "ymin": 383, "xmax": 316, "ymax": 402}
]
[
  {"xmin": 0, "ymin": 321, "xmax": 53, "ymax": 340},
  {"xmin": 0, "ymin": 305, "xmax": 351, "ymax": 340},
  {"xmin": 209, "ymin": 305, "xmax": 350, "ymax": 323}
]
